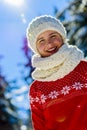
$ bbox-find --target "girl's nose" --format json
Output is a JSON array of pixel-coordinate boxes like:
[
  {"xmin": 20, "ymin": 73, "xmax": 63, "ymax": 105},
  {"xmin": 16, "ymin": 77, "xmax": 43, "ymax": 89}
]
[{"xmin": 46, "ymin": 39, "xmax": 52, "ymax": 45}]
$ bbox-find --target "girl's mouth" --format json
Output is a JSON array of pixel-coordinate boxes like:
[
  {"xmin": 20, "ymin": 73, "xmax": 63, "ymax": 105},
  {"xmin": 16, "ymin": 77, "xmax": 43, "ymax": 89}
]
[{"xmin": 47, "ymin": 47, "xmax": 57, "ymax": 53}]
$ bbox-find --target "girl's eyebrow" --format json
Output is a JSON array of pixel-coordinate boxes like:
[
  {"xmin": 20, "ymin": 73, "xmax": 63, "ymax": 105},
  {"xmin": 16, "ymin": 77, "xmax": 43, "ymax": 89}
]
[
  {"xmin": 49, "ymin": 32, "xmax": 58, "ymax": 36},
  {"xmin": 36, "ymin": 37, "xmax": 44, "ymax": 42},
  {"xmin": 49, "ymin": 32, "xmax": 62, "ymax": 39},
  {"xmin": 36, "ymin": 32, "xmax": 58, "ymax": 42}
]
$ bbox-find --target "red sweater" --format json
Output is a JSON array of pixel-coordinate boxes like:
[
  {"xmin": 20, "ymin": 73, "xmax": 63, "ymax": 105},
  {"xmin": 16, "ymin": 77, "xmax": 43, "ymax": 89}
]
[{"xmin": 29, "ymin": 61, "xmax": 87, "ymax": 130}]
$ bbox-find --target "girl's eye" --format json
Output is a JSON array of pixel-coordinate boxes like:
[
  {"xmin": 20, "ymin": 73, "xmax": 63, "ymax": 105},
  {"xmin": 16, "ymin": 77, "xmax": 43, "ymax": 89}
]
[{"xmin": 39, "ymin": 39, "xmax": 45, "ymax": 44}]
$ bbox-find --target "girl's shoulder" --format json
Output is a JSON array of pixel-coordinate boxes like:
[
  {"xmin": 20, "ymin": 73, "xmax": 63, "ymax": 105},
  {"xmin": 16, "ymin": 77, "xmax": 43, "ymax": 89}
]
[
  {"xmin": 83, "ymin": 57, "xmax": 87, "ymax": 62},
  {"xmin": 80, "ymin": 59, "xmax": 87, "ymax": 66},
  {"xmin": 29, "ymin": 81, "xmax": 39, "ymax": 97},
  {"xmin": 30, "ymin": 80, "xmax": 42, "ymax": 88},
  {"xmin": 29, "ymin": 80, "xmax": 43, "ymax": 94},
  {"xmin": 75, "ymin": 60, "xmax": 87, "ymax": 76}
]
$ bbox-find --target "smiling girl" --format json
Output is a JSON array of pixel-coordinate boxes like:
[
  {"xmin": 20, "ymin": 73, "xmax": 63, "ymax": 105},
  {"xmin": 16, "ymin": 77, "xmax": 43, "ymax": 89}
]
[{"xmin": 26, "ymin": 15, "xmax": 87, "ymax": 130}]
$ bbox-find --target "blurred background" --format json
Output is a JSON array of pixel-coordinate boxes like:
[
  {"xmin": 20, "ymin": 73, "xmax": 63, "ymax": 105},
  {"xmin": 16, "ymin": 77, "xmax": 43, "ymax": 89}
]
[{"xmin": 0, "ymin": 0, "xmax": 87, "ymax": 129}]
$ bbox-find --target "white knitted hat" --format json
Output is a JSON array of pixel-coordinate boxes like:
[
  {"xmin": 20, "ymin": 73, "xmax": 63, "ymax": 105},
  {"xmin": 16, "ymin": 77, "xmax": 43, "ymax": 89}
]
[{"xmin": 26, "ymin": 15, "xmax": 67, "ymax": 54}]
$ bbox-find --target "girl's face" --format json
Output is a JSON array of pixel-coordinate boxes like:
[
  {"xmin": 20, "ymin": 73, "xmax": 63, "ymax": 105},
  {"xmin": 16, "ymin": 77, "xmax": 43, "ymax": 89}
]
[{"xmin": 36, "ymin": 30, "xmax": 64, "ymax": 57}]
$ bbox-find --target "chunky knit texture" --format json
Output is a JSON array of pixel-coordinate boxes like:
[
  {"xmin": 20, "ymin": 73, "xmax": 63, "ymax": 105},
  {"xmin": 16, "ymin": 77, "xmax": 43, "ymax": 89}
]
[
  {"xmin": 29, "ymin": 61, "xmax": 87, "ymax": 130},
  {"xmin": 26, "ymin": 15, "xmax": 67, "ymax": 54},
  {"xmin": 32, "ymin": 43, "xmax": 84, "ymax": 81}
]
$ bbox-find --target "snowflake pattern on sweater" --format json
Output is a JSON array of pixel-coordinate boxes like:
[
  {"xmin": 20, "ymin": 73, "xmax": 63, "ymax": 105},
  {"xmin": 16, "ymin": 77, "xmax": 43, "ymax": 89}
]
[
  {"xmin": 29, "ymin": 61, "xmax": 87, "ymax": 130},
  {"xmin": 30, "ymin": 82, "xmax": 87, "ymax": 104}
]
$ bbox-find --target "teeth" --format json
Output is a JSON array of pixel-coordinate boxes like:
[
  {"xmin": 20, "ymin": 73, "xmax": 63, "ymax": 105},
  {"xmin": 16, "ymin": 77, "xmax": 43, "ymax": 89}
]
[{"xmin": 48, "ymin": 47, "xmax": 56, "ymax": 52}]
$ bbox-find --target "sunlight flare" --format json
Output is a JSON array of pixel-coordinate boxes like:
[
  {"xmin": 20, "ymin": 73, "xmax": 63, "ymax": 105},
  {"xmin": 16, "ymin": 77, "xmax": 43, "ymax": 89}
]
[
  {"xmin": 4, "ymin": 0, "xmax": 24, "ymax": 7},
  {"xmin": 21, "ymin": 13, "xmax": 27, "ymax": 23}
]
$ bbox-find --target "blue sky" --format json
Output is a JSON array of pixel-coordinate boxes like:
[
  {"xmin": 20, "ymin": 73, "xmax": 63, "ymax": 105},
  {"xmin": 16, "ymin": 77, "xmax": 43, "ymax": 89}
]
[{"xmin": 0, "ymin": 0, "xmax": 68, "ymax": 86}]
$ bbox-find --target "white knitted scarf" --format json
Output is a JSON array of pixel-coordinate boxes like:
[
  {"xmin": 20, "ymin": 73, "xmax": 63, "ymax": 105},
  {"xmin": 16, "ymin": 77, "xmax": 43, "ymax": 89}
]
[{"xmin": 32, "ymin": 43, "xmax": 84, "ymax": 81}]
